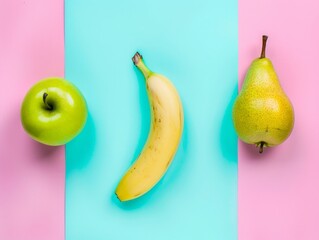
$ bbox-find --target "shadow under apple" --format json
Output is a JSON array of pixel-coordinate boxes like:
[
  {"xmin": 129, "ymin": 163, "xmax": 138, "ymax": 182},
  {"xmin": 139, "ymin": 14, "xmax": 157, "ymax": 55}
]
[{"xmin": 65, "ymin": 112, "xmax": 96, "ymax": 174}]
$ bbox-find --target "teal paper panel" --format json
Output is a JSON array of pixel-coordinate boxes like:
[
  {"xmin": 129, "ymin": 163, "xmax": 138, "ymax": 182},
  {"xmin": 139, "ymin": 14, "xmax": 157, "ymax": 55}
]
[{"xmin": 65, "ymin": 0, "xmax": 238, "ymax": 239}]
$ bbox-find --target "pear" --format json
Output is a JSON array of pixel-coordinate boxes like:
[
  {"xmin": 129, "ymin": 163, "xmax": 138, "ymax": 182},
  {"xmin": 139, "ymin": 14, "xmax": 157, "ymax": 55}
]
[{"xmin": 232, "ymin": 35, "xmax": 294, "ymax": 153}]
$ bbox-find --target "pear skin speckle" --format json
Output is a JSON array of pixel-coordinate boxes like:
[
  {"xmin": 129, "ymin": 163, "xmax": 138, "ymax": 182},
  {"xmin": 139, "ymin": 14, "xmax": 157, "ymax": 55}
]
[{"xmin": 232, "ymin": 57, "xmax": 294, "ymax": 147}]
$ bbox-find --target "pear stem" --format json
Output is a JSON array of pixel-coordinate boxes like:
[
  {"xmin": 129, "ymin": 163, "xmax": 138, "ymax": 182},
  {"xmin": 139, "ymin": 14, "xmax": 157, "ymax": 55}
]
[
  {"xmin": 259, "ymin": 142, "xmax": 265, "ymax": 154},
  {"xmin": 260, "ymin": 35, "xmax": 268, "ymax": 59},
  {"xmin": 43, "ymin": 93, "xmax": 53, "ymax": 110},
  {"xmin": 132, "ymin": 52, "xmax": 152, "ymax": 79}
]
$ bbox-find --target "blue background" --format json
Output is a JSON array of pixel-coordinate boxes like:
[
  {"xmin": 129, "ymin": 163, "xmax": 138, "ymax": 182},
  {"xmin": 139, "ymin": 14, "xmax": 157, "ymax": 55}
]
[{"xmin": 65, "ymin": 0, "xmax": 238, "ymax": 239}]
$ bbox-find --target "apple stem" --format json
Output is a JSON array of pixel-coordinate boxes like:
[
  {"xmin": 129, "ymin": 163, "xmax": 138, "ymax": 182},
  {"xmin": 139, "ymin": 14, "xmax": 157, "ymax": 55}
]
[
  {"xmin": 43, "ymin": 93, "xmax": 53, "ymax": 110},
  {"xmin": 259, "ymin": 142, "xmax": 265, "ymax": 154},
  {"xmin": 260, "ymin": 35, "xmax": 268, "ymax": 59}
]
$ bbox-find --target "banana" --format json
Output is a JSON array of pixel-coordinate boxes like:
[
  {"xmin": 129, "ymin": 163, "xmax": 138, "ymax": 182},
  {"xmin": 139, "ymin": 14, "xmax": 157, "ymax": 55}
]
[{"xmin": 115, "ymin": 52, "xmax": 184, "ymax": 202}]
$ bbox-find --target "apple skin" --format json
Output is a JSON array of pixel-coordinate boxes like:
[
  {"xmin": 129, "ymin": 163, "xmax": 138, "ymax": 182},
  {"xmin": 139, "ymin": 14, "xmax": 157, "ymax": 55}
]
[{"xmin": 21, "ymin": 77, "xmax": 88, "ymax": 146}]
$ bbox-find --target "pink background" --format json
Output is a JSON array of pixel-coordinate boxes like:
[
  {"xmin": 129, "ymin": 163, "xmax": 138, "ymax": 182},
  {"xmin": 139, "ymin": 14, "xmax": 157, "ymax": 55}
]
[
  {"xmin": 239, "ymin": 0, "xmax": 319, "ymax": 239},
  {"xmin": 0, "ymin": 1, "xmax": 65, "ymax": 239}
]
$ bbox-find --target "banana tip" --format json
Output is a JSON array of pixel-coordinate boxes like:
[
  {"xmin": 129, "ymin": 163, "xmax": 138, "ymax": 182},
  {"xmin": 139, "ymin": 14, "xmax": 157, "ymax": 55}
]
[{"xmin": 115, "ymin": 192, "xmax": 122, "ymax": 202}]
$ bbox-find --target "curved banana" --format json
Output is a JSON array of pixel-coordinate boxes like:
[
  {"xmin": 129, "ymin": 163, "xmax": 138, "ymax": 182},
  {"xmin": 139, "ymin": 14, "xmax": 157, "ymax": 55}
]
[{"xmin": 115, "ymin": 52, "xmax": 184, "ymax": 202}]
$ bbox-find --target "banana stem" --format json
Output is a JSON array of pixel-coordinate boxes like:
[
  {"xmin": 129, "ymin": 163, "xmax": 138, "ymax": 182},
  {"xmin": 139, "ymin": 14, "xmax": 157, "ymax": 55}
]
[
  {"xmin": 260, "ymin": 35, "xmax": 268, "ymax": 59},
  {"xmin": 43, "ymin": 93, "xmax": 53, "ymax": 110},
  {"xmin": 132, "ymin": 52, "xmax": 152, "ymax": 79}
]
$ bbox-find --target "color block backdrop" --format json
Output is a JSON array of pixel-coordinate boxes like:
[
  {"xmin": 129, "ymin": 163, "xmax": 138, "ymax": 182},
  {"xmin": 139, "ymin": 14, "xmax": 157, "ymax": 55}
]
[
  {"xmin": 65, "ymin": 0, "xmax": 237, "ymax": 239},
  {"xmin": 1, "ymin": 0, "xmax": 319, "ymax": 240}
]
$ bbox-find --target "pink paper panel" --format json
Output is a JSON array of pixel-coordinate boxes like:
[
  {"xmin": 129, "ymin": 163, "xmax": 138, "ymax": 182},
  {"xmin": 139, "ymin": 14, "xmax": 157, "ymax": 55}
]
[
  {"xmin": 0, "ymin": 1, "xmax": 65, "ymax": 239},
  {"xmin": 238, "ymin": 0, "xmax": 319, "ymax": 239}
]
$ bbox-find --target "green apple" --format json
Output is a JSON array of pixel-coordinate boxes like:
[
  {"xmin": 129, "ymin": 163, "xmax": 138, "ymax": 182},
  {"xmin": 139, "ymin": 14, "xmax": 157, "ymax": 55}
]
[{"xmin": 21, "ymin": 77, "xmax": 88, "ymax": 146}]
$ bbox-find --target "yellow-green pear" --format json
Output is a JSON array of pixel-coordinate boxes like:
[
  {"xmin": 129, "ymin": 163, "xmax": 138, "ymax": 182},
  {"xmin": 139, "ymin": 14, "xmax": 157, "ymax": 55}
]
[{"xmin": 232, "ymin": 35, "xmax": 294, "ymax": 153}]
